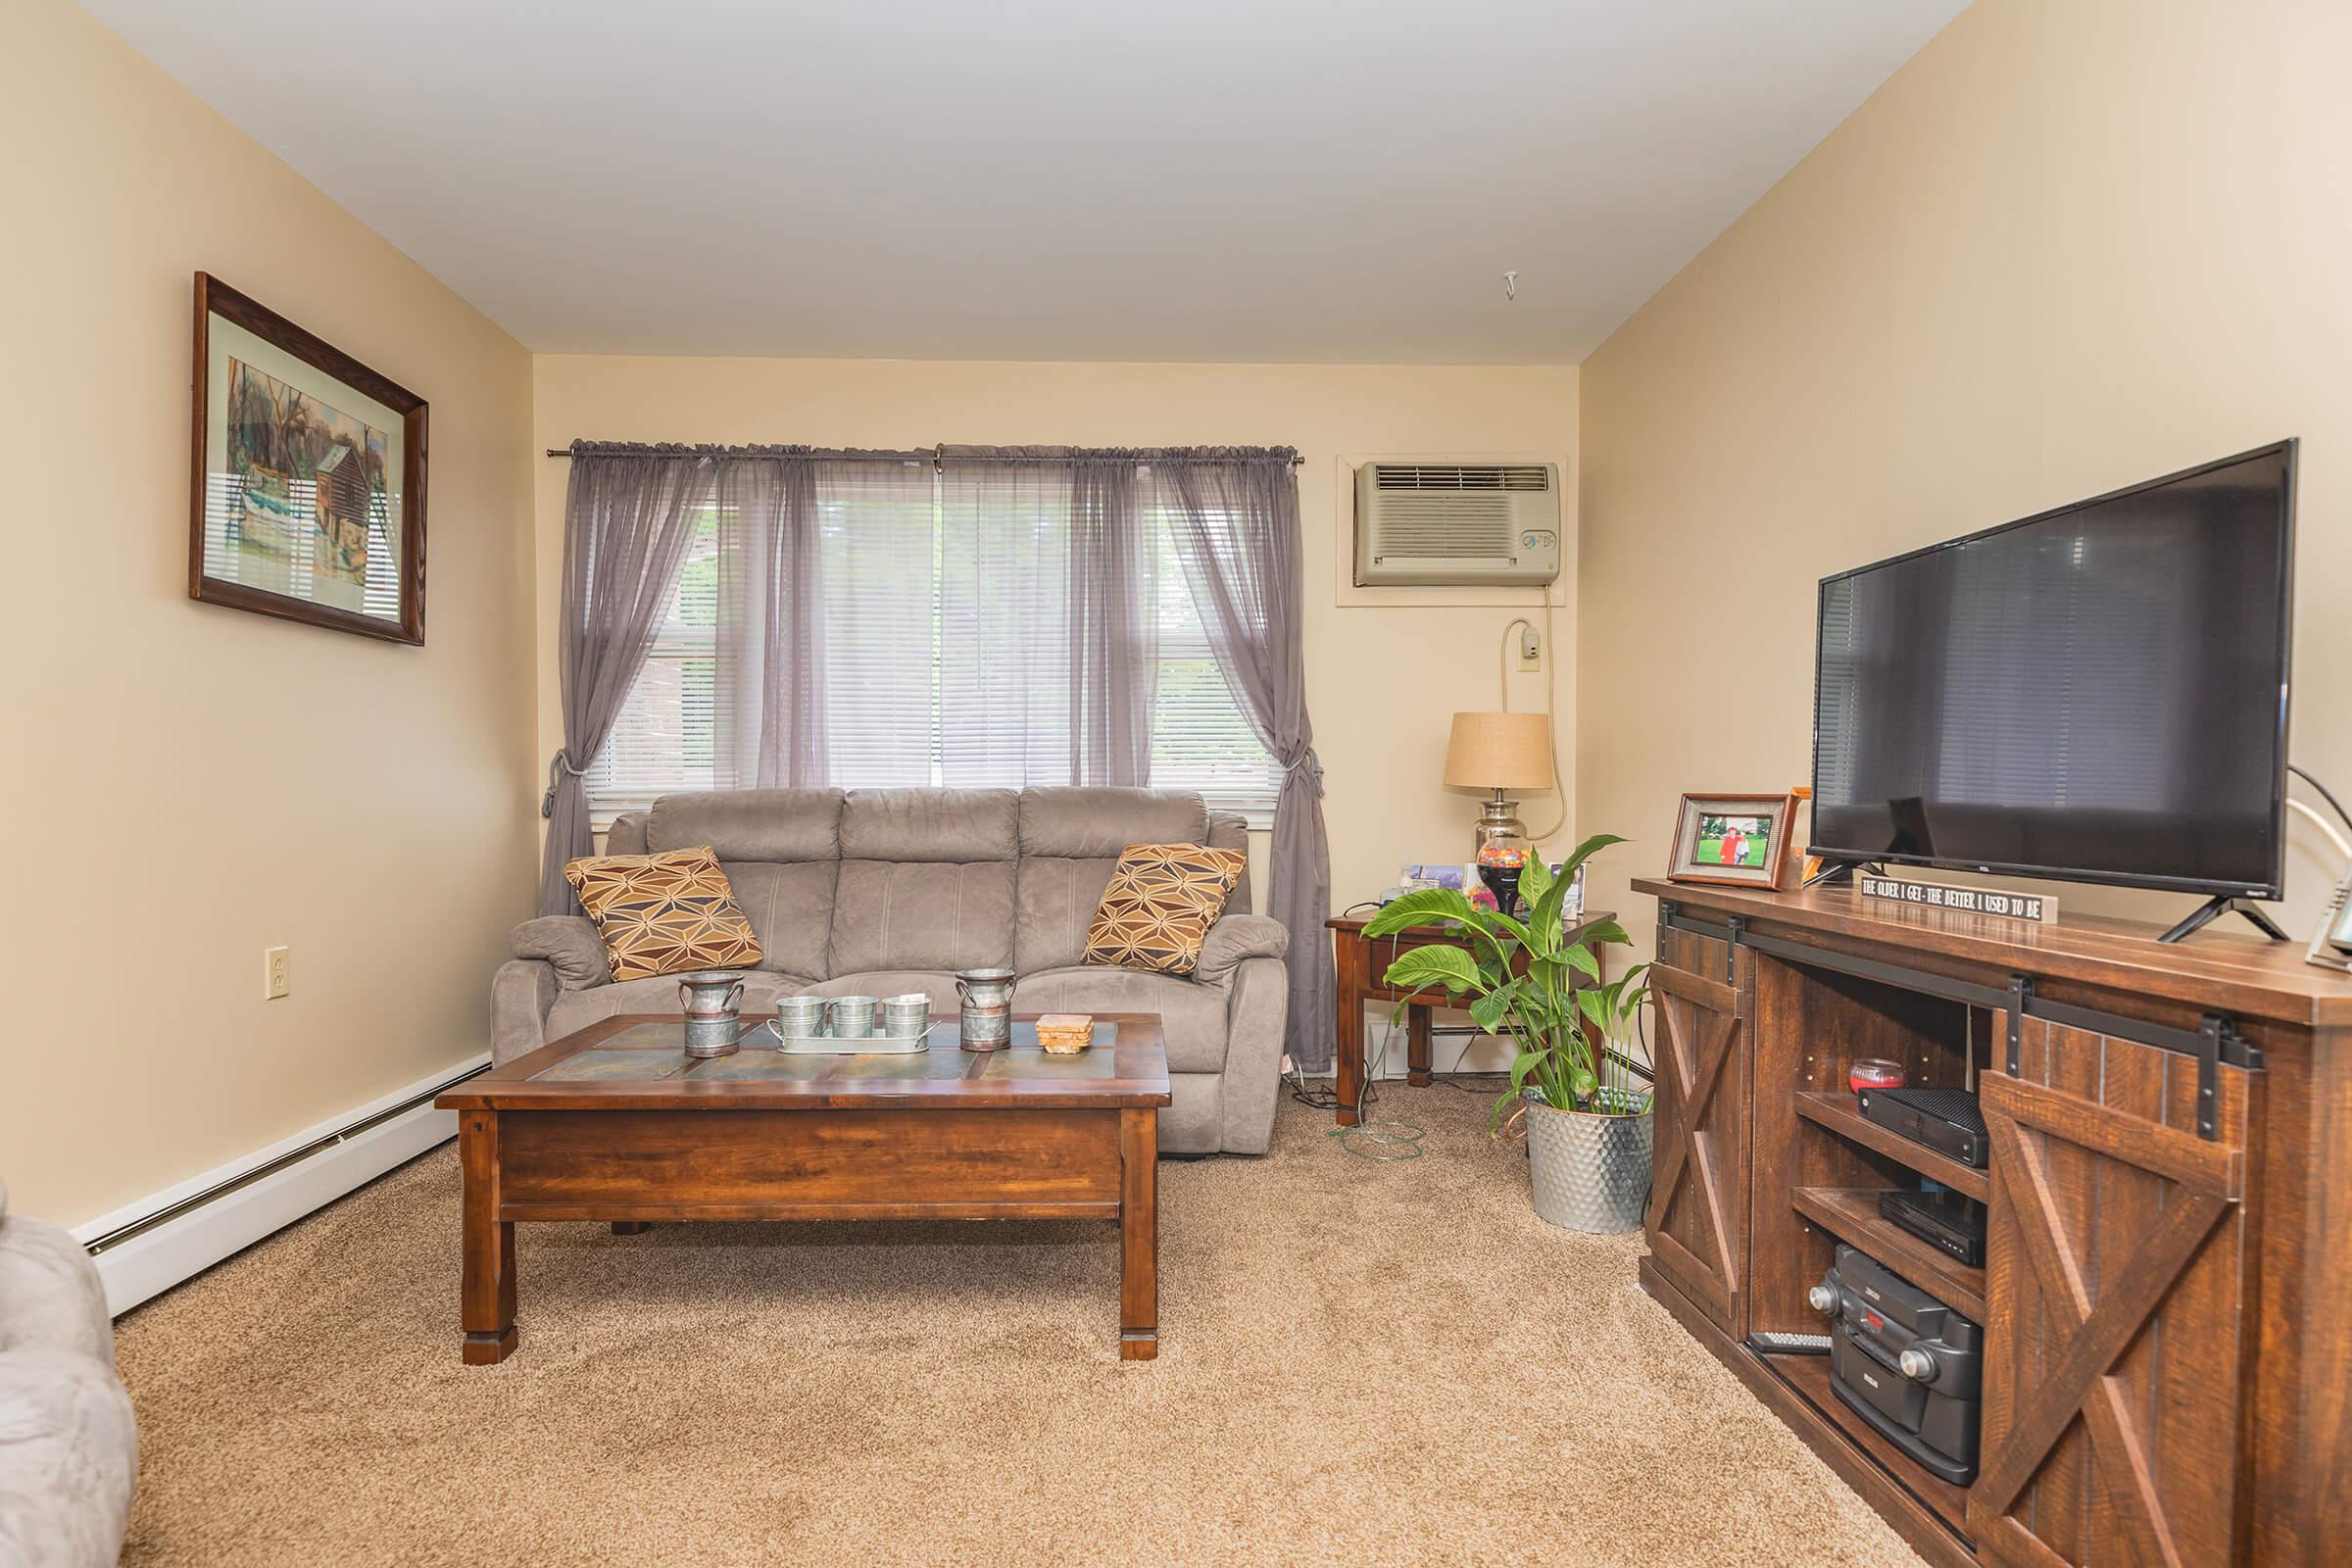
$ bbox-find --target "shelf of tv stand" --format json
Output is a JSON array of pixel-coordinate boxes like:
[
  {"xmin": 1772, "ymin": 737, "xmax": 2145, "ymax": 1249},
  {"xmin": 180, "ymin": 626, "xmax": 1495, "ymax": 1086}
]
[
  {"xmin": 1757, "ymin": 1349, "xmax": 1973, "ymax": 1540},
  {"xmin": 1788, "ymin": 1186, "xmax": 1987, "ymax": 1323},
  {"xmin": 1792, "ymin": 1091, "xmax": 1990, "ymax": 1202}
]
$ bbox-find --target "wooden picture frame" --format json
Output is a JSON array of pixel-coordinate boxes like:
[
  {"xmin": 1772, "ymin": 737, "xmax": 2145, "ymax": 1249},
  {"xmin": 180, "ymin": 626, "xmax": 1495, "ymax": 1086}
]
[
  {"xmin": 189, "ymin": 272, "xmax": 427, "ymax": 643},
  {"xmin": 1667, "ymin": 791, "xmax": 1800, "ymax": 889}
]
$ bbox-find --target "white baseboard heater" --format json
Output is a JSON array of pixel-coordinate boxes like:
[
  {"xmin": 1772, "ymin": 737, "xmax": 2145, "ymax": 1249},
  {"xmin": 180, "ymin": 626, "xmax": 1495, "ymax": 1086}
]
[{"xmin": 74, "ymin": 1054, "xmax": 489, "ymax": 1316}]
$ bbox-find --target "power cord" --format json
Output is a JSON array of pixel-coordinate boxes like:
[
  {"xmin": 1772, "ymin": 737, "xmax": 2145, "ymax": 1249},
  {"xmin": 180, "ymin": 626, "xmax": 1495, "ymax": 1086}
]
[{"xmin": 2291, "ymin": 763, "xmax": 2352, "ymax": 836}]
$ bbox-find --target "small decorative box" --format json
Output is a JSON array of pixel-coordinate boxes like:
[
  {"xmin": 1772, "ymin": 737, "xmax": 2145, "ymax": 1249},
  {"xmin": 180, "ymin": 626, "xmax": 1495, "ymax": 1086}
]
[{"xmin": 1035, "ymin": 1013, "xmax": 1095, "ymax": 1054}]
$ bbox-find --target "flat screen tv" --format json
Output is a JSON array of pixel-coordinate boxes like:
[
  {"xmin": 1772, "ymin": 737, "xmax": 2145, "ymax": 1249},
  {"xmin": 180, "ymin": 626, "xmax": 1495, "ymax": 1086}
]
[{"xmin": 1810, "ymin": 441, "xmax": 2295, "ymax": 899}]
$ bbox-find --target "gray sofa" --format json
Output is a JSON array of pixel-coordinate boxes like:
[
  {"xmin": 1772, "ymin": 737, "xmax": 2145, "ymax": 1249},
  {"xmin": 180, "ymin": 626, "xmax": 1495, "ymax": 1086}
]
[
  {"xmin": 0, "ymin": 1179, "xmax": 137, "ymax": 1568},
  {"xmin": 494, "ymin": 786, "xmax": 1291, "ymax": 1154}
]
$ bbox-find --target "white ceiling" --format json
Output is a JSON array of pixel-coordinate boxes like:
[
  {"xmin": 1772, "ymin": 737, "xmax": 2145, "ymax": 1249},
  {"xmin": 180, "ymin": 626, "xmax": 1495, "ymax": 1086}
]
[{"xmin": 83, "ymin": 0, "xmax": 1966, "ymax": 364}]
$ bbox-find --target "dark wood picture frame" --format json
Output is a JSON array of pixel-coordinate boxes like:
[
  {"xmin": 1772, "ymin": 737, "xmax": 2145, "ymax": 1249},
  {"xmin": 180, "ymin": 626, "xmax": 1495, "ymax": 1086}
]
[
  {"xmin": 189, "ymin": 271, "xmax": 428, "ymax": 644},
  {"xmin": 1666, "ymin": 790, "xmax": 1800, "ymax": 889}
]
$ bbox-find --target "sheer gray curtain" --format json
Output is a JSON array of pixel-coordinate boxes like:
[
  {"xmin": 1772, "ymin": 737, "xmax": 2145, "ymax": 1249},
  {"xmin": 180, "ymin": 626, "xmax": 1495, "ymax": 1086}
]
[
  {"xmin": 713, "ymin": 453, "xmax": 826, "ymax": 788},
  {"xmin": 937, "ymin": 448, "xmax": 1155, "ymax": 787},
  {"xmin": 1068, "ymin": 453, "xmax": 1155, "ymax": 785},
  {"xmin": 539, "ymin": 445, "xmax": 714, "ymax": 913},
  {"xmin": 1155, "ymin": 449, "xmax": 1334, "ymax": 1069}
]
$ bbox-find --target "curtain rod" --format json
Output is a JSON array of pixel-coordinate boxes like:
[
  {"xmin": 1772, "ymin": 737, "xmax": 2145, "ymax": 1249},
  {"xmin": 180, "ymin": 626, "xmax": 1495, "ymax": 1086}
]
[{"xmin": 544, "ymin": 445, "xmax": 1305, "ymax": 467}]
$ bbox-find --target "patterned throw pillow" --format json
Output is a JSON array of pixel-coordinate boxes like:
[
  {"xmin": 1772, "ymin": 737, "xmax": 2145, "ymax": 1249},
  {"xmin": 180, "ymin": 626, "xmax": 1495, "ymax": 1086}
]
[
  {"xmin": 1083, "ymin": 843, "xmax": 1249, "ymax": 977},
  {"xmin": 564, "ymin": 846, "xmax": 763, "ymax": 983}
]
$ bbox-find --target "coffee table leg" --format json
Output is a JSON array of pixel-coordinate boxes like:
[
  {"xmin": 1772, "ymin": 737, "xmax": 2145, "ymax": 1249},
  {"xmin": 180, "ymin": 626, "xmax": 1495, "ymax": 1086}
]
[
  {"xmin": 460, "ymin": 1110, "xmax": 516, "ymax": 1365},
  {"xmin": 1119, "ymin": 1107, "xmax": 1157, "ymax": 1360}
]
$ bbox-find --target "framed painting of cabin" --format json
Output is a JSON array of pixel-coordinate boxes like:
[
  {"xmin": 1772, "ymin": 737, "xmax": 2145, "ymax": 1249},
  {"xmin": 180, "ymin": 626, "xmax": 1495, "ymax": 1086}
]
[{"xmin": 189, "ymin": 272, "xmax": 427, "ymax": 644}]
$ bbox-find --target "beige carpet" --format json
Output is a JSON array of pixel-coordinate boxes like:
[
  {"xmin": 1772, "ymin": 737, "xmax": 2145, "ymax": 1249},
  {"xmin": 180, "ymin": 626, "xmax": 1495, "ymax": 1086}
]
[{"xmin": 116, "ymin": 1086, "xmax": 1922, "ymax": 1567}]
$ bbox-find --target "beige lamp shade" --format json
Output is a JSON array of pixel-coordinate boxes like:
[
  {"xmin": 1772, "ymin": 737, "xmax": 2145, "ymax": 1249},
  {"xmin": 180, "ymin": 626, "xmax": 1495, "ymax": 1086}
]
[{"xmin": 1444, "ymin": 711, "xmax": 1553, "ymax": 792}]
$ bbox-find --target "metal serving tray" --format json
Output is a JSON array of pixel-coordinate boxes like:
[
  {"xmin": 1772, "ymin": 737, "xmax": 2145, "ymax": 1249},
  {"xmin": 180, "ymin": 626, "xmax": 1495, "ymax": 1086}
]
[{"xmin": 767, "ymin": 1018, "xmax": 940, "ymax": 1055}]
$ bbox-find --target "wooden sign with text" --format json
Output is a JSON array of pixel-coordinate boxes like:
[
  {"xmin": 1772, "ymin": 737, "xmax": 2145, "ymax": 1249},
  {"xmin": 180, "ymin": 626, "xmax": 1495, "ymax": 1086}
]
[{"xmin": 1858, "ymin": 873, "xmax": 2057, "ymax": 923}]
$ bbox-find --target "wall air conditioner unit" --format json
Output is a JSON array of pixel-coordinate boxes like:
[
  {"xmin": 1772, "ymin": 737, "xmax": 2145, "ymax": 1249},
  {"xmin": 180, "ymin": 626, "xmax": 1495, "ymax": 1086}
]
[{"xmin": 1353, "ymin": 462, "xmax": 1561, "ymax": 587}]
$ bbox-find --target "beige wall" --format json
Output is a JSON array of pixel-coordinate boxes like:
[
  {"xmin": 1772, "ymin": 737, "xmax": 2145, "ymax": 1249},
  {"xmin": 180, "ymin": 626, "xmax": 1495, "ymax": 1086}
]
[
  {"xmin": 0, "ymin": 0, "xmax": 541, "ymax": 1224},
  {"xmin": 532, "ymin": 358, "xmax": 1579, "ymax": 914},
  {"xmin": 1578, "ymin": 0, "xmax": 2352, "ymax": 956}
]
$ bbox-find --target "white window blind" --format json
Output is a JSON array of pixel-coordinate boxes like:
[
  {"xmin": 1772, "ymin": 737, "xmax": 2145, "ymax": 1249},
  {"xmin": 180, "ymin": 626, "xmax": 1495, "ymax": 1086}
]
[
  {"xmin": 587, "ymin": 504, "xmax": 720, "ymax": 809},
  {"xmin": 1149, "ymin": 514, "xmax": 1280, "ymax": 816},
  {"xmin": 584, "ymin": 470, "xmax": 1279, "ymax": 820}
]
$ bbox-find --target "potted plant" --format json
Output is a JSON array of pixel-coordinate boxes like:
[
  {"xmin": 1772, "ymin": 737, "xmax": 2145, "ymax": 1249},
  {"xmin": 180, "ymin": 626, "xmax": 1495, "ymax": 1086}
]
[{"xmin": 1362, "ymin": 834, "xmax": 1653, "ymax": 1233}]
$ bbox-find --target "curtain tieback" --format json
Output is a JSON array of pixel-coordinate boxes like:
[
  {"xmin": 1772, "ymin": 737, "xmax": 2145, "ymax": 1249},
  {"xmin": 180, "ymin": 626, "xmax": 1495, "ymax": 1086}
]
[
  {"xmin": 1280, "ymin": 749, "xmax": 1324, "ymax": 797},
  {"xmin": 541, "ymin": 749, "xmax": 588, "ymax": 818}
]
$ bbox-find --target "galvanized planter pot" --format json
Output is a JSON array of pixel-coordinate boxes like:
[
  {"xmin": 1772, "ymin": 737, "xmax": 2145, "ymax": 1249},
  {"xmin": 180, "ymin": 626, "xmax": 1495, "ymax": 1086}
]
[{"xmin": 1523, "ymin": 1090, "xmax": 1654, "ymax": 1233}]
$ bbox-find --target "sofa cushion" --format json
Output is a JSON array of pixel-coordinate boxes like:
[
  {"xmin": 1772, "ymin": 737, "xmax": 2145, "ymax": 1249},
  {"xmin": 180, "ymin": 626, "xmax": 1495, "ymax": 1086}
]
[
  {"xmin": 648, "ymin": 789, "xmax": 845, "ymax": 863},
  {"xmin": 1083, "ymin": 843, "xmax": 1247, "ymax": 976},
  {"xmin": 709, "ymin": 860, "xmax": 839, "ymax": 980},
  {"xmin": 1013, "ymin": 965, "xmax": 1231, "ymax": 1073},
  {"xmin": 1012, "ymin": 856, "xmax": 1123, "ymax": 975},
  {"xmin": 565, "ymin": 846, "xmax": 764, "ymax": 982},
  {"xmin": 1015, "ymin": 789, "xmax": 1217, "ymax": 972},
  {"xmin": 829, "ymin": 860, "xmax": 1016, "ymax": 975},
  {"xmin": 841, "ymin": 788, "xmax": 1017, "ymax": 862},
  {"xmin": 544, "ymin": 970, "xmax": 813, "ymax": 1041},
  {"xmin": 1018, "ymin": 787, "xmax": 1207, "ymax": 858}
]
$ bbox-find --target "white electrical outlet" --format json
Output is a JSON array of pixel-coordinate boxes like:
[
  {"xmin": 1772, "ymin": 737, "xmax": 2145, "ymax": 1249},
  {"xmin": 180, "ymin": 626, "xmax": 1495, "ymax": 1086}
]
[
  {"xmin": 1518, "ymin": 625, "xmax": 1542, "ymax": 669},
  {"xmin": 264, "ymin": 946, "xmax": 290, "ymax": 1000}
]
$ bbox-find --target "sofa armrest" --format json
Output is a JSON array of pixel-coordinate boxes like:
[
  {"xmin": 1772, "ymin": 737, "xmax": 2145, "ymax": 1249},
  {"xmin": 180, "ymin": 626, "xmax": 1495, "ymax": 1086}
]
[
  {"xmin": 491, "ymin": 958, "xmax": 561, "ymax": 1066},
  {"xmin": 1193, "ymin": 913, "xmax": 1289, "ymax": 987},
  {"xmin": 510, "ymin": 915, "xmax": 611, "ymax": 990},
  {"xmin": 1218, "ymin": 955, "xmax": 1290, "ymax": 1153}
]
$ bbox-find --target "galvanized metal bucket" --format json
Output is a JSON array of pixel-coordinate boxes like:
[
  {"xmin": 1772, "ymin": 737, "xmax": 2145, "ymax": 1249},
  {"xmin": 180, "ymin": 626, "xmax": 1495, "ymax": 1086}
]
[{"xmin": 1522, "ymin": 1089, "xmax": 1653, "ymax": 1233}]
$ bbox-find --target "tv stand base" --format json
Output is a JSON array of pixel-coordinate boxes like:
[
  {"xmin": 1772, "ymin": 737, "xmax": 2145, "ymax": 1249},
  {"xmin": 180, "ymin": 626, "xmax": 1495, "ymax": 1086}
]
[{"xmin": 2159, "ymin": 893, "xmax": 2290, "ymax": 944}]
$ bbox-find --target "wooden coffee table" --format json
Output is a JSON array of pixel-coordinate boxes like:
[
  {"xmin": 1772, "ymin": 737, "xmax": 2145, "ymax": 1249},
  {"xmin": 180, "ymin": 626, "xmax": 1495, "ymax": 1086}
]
[{"xmin": 434, "ymin": 1013, "xmax": 1170, "ymax": 1364}]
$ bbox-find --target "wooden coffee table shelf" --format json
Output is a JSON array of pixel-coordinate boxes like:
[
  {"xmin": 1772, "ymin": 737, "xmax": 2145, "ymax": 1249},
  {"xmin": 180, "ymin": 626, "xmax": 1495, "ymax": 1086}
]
[{"xmin": 436, "ymin": 1013, "xmax": 1171, "ymax": 1364}]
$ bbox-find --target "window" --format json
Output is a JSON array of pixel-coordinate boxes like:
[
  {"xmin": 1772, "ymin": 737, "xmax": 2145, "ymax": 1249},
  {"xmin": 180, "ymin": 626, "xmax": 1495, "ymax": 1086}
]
[{"xmin": 586, "ymin": 472, "xmax": 1281, "ymax": 822}]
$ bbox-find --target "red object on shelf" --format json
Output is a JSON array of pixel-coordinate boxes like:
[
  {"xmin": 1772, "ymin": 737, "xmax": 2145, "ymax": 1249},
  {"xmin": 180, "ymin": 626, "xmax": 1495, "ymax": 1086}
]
[{"xmin": 1849, "ymin": 1057, "xmax": 1907, "ymax": 1093}]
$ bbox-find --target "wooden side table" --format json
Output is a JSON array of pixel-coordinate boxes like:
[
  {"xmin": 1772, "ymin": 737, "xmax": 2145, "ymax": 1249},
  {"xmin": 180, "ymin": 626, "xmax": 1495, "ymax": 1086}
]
[{"xmin": 1325, "ymin": 909, "xmax": 1614, "ymax": 1126}]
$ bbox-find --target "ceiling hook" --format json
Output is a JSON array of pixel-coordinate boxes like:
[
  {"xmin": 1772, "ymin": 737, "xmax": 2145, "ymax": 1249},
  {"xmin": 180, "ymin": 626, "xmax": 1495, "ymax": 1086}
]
[{"xmin": 1503, "ymin": 270, "xmax": 1518, "ymax": 302}]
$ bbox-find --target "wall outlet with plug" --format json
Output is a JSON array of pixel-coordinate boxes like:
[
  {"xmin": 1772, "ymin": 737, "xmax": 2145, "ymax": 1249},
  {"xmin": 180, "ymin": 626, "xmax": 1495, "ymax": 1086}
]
[{"xmin": 1517, "ymin": 624, "xmax": 1542, "ymax": 670}]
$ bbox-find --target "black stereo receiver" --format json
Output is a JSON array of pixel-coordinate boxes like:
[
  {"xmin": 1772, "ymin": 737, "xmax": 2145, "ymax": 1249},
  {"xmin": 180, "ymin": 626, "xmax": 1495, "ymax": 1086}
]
[
  {"xmin": 1877, "ymin": 1187, "xmax": 1985, "ymax": 1267},
  {"xmin": 1854, "ymin": 1085, "xmax": 1987, "ymax": 1168},
  {"xmin": 1809, "ymin": 1244, "xmax": 1984, "ymax": 1485}
]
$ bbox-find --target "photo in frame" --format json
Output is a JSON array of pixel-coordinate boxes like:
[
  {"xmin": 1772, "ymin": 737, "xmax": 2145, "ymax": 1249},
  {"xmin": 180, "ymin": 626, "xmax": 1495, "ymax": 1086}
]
[
  {"xmin": 189, "ymin": 272, "xmax": 427, "ymax": 643},
  {"xmin": 1667, "ymin": 791, "xmax": 1800, "ymax": 889}
]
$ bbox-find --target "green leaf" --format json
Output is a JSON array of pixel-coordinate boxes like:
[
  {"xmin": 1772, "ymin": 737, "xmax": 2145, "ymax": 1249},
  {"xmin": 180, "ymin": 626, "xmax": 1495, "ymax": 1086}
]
[
  {"xmin": 1563, "ymin": 943, "xmax": 1601, "ymax": 981},
  {"xmin": 1518, "ymin": 854, "xmax": 1554, "ymax": 914},
  {"xmin": 1380, "ymin": 945, "xmax": 1481, "ymax": 996},
  {"xmin": 1467, "ymin": 986, "xmax": 1516, "ymax": 1033},
  {"xmin": 1576, "ymin": 918, "xmax": 1632, "ymax": 950},
  {"xmin": 1554, "ymin": 832, "xmax": 1629, "ymax": 878},
  {"xmin": 1362, "ymin": 887, "xmax": 1482, "ymax": 938},
  {"xmin": 1481, "ymin": 906, "xmax": 1538, "ymax": 953},
  {"xmin": 1568, "ymin": 1062, "xmax": 1598, "ymax": 1103},
  {"xmin": 1577, "ymin": 988, "xmax": 1610, "ymax": 1029},
  {"xmin": 1527, "ymin": 871, "xmax": 1575, "ymax": 951}
]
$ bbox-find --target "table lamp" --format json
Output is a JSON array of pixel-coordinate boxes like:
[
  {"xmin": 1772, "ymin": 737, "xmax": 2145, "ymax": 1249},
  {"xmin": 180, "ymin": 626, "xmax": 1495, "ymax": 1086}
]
[{"xmin": 1444, "ymin": 711, "xmax": 1553, "ymax": 910}]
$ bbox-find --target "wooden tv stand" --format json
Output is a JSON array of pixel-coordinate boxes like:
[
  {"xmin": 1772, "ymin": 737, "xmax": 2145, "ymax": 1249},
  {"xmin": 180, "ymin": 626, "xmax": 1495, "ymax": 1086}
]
[{"xmin": 1631, "ymin": 878, "xmax": 2352, "ymax": 1567}]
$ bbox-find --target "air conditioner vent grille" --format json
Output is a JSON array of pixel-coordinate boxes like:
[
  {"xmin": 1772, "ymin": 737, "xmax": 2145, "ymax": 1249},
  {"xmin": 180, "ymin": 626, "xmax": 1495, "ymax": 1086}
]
[
  {"xmin": 1373, "ymin": 464, "xmax": 1551, "ymax": 493},
  {"xmin": 1372, "ymin": 496, "xmax": 1512, "ymax": 556}
]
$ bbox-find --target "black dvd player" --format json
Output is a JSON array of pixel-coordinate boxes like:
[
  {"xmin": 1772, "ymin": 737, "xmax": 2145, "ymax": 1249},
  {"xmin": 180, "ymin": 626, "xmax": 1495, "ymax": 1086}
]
[
  {"xmin": 1877, "ymin": 1187, "xmax": 1986, "ymax": 1267},
  {"xmin": 1854, "ymin": 1085, "xmax": 1987, "ymax": 1168}
]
